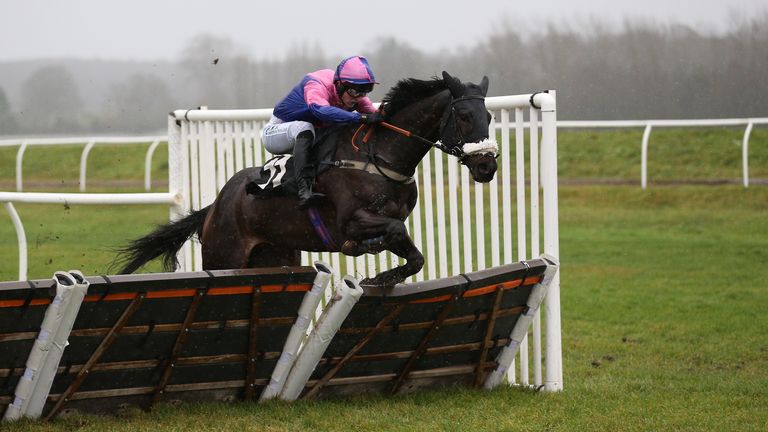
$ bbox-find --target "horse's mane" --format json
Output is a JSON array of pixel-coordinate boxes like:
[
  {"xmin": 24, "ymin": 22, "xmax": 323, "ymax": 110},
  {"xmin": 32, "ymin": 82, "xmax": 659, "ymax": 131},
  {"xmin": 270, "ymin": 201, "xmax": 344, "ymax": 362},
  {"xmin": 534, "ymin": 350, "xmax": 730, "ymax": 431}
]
[{"xmin": 381, "ymin": 77, "xmax": 447, "ymax": 117}]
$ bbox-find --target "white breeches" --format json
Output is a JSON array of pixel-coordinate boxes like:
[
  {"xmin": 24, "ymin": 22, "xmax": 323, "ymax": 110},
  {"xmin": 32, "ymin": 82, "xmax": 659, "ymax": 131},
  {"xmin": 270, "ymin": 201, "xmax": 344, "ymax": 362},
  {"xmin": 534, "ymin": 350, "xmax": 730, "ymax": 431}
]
[{"xmin": 261, "ymin": 116, "xmax": 315, "ymax": 154}]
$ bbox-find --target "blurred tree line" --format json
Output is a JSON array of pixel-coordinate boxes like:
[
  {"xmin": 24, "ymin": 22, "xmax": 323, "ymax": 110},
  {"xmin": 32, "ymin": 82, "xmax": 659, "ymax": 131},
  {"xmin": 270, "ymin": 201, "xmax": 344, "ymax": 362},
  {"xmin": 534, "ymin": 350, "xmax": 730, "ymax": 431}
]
[{"xmin": 1, "ymin": 15, "xmax": 766, "ymax": 135}]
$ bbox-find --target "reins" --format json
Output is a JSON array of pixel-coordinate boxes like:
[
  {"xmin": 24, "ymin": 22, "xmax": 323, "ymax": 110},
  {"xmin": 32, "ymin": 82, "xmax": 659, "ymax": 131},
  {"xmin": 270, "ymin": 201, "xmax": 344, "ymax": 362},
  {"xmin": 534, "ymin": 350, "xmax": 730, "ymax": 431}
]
[
  {"xmin": 380, "ymin": 122, "xmax": 443, "ymax": 149},
  {"xmin": 351, "ymin": 121, "xmax": 441, "ymax": 152},
  {"xmin": 347, "ymin": 122, "xmax": 424, "ymax": 184},
  {"xmin": 352, "ymin": 93, "xmax": 487, "ymax": 155},
  {"xmin": 345, "ymin": 93, "xmax": 489, "ymax": 183}
]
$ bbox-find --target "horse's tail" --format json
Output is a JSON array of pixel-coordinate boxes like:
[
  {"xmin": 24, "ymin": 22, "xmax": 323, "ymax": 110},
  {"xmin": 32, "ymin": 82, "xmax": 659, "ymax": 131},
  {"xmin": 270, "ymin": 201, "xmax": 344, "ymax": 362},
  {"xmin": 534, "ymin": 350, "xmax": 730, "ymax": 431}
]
[{"xmin": 116, "ymin": 206, "xmax": 210, "ymax": 274}]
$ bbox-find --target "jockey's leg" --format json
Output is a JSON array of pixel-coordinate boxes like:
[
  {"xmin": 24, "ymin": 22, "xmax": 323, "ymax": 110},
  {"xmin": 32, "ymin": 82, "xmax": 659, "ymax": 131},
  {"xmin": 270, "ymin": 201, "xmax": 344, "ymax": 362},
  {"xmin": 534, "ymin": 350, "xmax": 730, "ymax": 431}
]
[
  {"xmin": 260, "ymin": 116, "xmax": 298, "ymax": 154},
  {"xmin": 292, "ymin": 130, "xmax": 324, "ymax": 208},
  {"xmin": 260, "ymin": 119, "xmax": 323, "ymax": 207}
]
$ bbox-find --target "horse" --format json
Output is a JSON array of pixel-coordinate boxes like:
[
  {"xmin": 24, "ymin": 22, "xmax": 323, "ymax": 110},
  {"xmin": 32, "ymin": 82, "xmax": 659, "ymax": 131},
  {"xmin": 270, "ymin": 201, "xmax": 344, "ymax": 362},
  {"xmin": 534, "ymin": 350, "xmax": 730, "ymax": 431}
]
[{"xmin": 117, "ymin": 71, "xmax": 498, "ymax": 287}]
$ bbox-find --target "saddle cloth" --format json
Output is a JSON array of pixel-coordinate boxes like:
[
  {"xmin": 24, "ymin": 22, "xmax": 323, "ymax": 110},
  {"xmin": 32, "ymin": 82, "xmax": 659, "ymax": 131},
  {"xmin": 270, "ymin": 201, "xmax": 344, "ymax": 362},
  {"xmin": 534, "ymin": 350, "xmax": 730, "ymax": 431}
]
[{"xmin": 244, "ymin": 126, "xmax": 342, "ymax": 198}]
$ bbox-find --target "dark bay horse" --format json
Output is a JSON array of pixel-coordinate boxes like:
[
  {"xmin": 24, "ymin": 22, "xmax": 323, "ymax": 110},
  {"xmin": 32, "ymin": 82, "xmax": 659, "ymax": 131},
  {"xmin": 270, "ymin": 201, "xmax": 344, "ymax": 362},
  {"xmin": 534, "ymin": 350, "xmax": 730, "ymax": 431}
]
[{"xmin": 118, "ymin": 71, "xmax": 498, "ymax": 287}]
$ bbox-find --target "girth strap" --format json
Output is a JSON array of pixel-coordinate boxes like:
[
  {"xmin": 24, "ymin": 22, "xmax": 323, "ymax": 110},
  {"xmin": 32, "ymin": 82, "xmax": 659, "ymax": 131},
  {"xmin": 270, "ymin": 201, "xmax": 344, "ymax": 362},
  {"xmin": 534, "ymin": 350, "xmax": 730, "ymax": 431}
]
[
  {"xmin": 307, "ymin": 207, "xmax": 337, "ymax": 250},
  {"xmin": 331, "ymin": 159, "xmax": 415, "ymax": 184}
]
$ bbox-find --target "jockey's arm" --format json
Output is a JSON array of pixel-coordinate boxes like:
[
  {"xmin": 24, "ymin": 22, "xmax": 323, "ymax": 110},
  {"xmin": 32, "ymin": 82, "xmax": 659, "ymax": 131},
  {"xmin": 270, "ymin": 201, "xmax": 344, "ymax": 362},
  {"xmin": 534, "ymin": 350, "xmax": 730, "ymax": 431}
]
[
  {"xmin": 304, "ymin": 80, "xmax": 363, "ymax": 123},
  {"xmin": 355, "ymin": 97, "xmax": 377, "ymax": 114},
  {"xmin": 308, "ymin": 102, "xmax": 361, "ymax": 123}
]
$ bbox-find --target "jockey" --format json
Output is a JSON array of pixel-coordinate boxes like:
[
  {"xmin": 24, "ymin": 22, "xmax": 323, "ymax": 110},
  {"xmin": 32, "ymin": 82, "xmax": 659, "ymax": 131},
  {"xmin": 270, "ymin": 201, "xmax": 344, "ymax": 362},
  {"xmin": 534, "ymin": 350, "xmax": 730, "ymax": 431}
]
[{"xmin": 261, "ymin": 55, "xmax": 385, "ymax": 208}]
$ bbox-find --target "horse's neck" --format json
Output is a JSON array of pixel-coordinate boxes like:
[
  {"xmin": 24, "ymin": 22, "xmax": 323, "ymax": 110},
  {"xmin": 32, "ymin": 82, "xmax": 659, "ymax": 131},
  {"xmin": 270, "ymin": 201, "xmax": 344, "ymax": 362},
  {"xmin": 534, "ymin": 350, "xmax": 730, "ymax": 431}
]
[{"xmin": 373, "ymin": 91, "xmax": 451, "ymax": 174}]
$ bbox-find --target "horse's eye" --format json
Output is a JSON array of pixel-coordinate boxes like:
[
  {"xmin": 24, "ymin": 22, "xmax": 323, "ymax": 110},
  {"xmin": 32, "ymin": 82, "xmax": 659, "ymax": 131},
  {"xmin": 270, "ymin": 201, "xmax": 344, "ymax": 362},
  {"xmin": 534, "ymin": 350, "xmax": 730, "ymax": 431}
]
[
  {"xmin": 456, "ymin": 109, "xmax": 472, "ymax": 119},
  {"xmin": 455, "ymin": 111, "xmax": 473, "ymax": 124}
]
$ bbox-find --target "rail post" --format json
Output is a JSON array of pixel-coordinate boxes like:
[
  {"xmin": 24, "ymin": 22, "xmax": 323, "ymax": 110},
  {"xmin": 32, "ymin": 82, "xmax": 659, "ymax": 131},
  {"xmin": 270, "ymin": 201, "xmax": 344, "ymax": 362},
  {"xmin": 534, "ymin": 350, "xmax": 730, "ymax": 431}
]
[
  {"xmin": 743, "ymin": 121, "xmax": 754, "ymax": 187},
  {"xmin": 641, "ymin": 123, "xmax": 653, "ymax": 189}
]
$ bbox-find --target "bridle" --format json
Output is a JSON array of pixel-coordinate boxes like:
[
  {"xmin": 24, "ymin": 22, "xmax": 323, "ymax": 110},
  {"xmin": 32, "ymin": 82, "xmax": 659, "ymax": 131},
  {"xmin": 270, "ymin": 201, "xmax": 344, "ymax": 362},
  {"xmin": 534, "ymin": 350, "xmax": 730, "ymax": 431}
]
[
  {"xmin": 348, "ymin": 93, "xmax": 496, "ymax": 184},
  {"xmin": 437, "ymin": 94, "xmax": 489, "ymax": 159},
  {"xmin": 379, "ymin": 94, "xmax": 491, "ymax": 162}
]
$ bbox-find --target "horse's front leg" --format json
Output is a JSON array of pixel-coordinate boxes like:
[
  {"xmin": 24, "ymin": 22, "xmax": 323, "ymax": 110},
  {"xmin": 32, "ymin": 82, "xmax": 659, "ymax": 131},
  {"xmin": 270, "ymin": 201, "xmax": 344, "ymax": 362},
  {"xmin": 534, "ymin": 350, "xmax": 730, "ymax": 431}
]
[
  {"xmin": 344, "ymin": 209, "xmax": 424, "ymax": 287},
  {"xmin": 361, "ymin": 233, "xmax": 424, "ymax": 287}
]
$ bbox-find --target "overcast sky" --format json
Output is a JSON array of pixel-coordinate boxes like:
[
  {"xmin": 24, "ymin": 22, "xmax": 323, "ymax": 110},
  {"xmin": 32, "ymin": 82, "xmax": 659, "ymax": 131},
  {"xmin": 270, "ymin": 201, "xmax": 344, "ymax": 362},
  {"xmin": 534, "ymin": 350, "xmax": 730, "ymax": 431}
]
[{"xmin": 1, "ymin": 0, "xmax": 765, "ymax": 62}]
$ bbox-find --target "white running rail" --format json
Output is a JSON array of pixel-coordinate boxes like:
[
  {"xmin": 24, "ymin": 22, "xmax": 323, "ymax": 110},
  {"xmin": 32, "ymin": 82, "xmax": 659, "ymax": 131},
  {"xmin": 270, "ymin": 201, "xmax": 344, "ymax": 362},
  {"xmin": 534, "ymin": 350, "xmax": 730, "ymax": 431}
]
[
  {"xmin": 0, "ymin": 135, "xmax": 166, "ymax": 192},
  {"xmin": 3, "ymin": 118, "xmax": 764, "ymax": 190},
  {"xmin": 550, "ymin": 118, "xmax": 768, "ymax": 188}
]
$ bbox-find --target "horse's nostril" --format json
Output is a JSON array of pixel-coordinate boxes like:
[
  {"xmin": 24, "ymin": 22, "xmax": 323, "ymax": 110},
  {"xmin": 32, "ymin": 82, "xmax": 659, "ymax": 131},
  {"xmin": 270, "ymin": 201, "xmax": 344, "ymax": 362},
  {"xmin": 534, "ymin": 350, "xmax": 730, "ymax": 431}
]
[{"xmin": 474, "ymin": 161, "xmax": 498, "ymax": 183}]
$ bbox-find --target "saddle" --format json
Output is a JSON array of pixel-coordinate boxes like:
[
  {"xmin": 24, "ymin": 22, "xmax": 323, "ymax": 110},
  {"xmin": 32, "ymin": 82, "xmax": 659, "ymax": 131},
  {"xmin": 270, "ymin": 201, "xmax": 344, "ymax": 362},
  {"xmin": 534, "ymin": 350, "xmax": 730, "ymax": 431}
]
[{"xmin": 244, "ymin": 126, "xmax": 342, "ymax": 198}]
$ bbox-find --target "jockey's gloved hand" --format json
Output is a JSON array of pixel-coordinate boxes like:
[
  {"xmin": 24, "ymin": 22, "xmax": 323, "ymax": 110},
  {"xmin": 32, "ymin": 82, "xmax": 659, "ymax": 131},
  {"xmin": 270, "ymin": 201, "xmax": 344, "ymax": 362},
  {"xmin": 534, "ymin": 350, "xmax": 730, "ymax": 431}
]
[{"xmin": 360, "ymin": 112, "xmax": 385, "ymax": 125}]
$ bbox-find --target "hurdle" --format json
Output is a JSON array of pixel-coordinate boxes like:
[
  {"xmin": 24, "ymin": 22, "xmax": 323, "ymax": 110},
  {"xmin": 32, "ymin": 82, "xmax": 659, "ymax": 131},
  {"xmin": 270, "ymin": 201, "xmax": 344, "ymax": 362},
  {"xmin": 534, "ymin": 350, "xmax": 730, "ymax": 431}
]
[{"xmin": 0, "ymin": 256, "xmax": 558, "ymax": 420}]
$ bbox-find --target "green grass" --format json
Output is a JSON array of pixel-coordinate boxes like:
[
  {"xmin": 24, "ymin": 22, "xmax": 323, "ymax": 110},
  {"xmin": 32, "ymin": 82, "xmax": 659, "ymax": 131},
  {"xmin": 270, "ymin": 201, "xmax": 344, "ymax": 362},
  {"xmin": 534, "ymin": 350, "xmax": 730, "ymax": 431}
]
[
  {"xmin": 2, "ymin": 186, "xmax": 767, "ymax": 431},
  {"xmin": 1, "ymin": 130, "xmax": 768, "ymax": 430},
  {"xmin": 0, "ymin": 203, "xmax": 167, "ymax": 279}
]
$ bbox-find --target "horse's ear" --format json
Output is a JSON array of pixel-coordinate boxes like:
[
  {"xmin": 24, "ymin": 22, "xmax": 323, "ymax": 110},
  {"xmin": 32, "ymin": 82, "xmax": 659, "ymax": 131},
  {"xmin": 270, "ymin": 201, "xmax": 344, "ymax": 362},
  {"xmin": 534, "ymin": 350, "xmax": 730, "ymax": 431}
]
[
  {"xmin": 479, "ymin": 76, "xmax": 489, "ymax": 96},
  {"xmin": 442, "ymin": 71, "xmax": 463, "ymax": 97}
]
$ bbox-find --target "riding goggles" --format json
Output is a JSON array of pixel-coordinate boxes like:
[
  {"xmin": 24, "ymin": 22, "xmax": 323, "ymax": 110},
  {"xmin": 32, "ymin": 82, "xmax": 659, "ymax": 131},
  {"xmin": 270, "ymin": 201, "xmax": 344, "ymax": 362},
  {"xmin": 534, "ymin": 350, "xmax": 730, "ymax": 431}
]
[{"xmin": 344, "ymin": 83, "xmax": 374, "ymax": 97}]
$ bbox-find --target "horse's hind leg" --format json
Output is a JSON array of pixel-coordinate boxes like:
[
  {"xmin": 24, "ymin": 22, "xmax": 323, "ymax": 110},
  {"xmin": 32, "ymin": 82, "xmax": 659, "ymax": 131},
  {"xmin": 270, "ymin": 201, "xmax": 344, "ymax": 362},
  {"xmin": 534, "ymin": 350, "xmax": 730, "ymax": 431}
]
[
  {"xmin": 202, "ymin": 237, "xmax": 255, "ymax": 270},
  {"xmin": 248, "ymin": 244, "xmax": 302, "ymax": 267}
]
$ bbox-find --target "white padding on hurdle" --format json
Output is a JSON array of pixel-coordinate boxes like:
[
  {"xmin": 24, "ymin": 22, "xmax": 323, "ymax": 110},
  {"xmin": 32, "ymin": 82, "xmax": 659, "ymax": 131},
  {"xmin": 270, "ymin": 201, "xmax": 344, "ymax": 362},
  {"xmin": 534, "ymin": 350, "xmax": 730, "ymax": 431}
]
[
  {"xmin": 25, "ymin": 271, "xmax": 89, "ymax": 418},
  {"xmin": 484, "ymin": 255, "xmax": 559, "ymax": 390},
  {"xmin": 260, "ymin": 262, "xmax": 332, "ymax": 402},
  {"xmin": 3, "ymin": 271, "xmax": 88, "ymax": 422},
  {"xmin": 278, "ymin": 275, "xmax": 363, "ymax": 401}
]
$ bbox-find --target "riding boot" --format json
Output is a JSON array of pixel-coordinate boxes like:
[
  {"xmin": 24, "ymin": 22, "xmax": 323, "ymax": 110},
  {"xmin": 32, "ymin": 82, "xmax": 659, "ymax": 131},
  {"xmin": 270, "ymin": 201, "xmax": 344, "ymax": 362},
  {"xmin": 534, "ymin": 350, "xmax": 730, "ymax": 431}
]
[{"xmin": 293, "ymin": 131, "xmax": 324, "ymax": 208}]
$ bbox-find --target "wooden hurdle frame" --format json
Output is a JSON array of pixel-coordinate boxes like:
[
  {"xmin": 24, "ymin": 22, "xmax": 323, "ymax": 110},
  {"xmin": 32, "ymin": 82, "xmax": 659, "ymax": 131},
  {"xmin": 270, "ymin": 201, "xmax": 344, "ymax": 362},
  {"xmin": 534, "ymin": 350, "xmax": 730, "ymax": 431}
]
[{"xmin": 1, "ymin": 257, "xmax": 558, "ymax": 420}]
